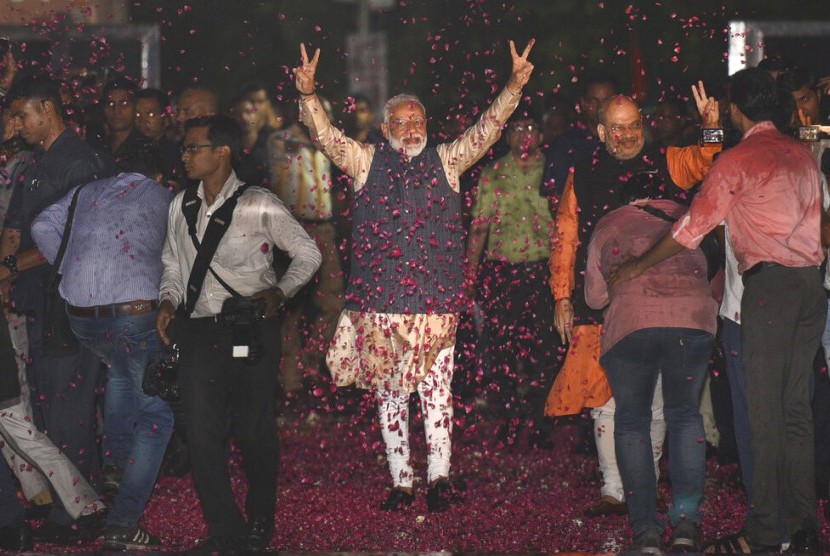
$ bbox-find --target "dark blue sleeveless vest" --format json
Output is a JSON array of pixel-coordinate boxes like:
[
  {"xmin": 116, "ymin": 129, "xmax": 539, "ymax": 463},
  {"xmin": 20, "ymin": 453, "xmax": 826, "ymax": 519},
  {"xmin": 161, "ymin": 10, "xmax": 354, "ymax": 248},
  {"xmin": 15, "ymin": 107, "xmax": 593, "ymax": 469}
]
[{"xmin": 345, "ymin": 143, "xmax": 464, "ymax": 314}]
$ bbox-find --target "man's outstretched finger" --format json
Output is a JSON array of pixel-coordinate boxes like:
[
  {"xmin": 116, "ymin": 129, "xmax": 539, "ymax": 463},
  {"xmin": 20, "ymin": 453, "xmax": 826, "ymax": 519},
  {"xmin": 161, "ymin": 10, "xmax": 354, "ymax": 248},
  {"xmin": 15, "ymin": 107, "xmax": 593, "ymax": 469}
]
[{"xmin": 520, "ymin": 39, "xmax": 535, "ymax": 59}]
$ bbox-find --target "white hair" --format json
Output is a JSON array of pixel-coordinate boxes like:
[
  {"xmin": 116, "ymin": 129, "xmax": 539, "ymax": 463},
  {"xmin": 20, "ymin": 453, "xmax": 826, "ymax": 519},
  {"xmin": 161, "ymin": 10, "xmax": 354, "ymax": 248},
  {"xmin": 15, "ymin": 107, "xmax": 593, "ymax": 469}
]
[{"xmin": 383, "ymin": 94, "xmax": 426, "ymax": 124}]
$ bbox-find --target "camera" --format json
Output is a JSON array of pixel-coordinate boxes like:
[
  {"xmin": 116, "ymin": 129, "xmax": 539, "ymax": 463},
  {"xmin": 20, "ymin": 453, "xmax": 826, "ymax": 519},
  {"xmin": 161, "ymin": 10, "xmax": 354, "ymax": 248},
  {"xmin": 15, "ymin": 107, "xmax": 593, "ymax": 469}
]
[
  {"xmin": 143, "ymin": 344, "xmax": 180, "ymax": 402},
  {"xmin": 218, "ymin": 296, "xmax": 266, "ymax": 363},
  {"xmin": 798, "ymin": 125, "xmax": 820, "ymax": 142}
]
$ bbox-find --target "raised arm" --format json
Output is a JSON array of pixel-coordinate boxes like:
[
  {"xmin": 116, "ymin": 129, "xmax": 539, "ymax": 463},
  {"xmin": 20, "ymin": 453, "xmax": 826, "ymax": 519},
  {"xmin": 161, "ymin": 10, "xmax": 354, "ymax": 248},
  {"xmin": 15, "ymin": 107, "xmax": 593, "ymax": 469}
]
[
  {"xmin": 439, "ymin": 39, "xmax": 535, "ymax": 183},
  {"xmin": 294, "ymin": 43, "xmax": 374, "ymax": 189},
  {"xmin": 506, "ymin": 39, "xmax": 535, "ymax": 94},
  {"xmin": 293, "ymin": 42, "xmax": 319, "ymax": 97},
  {"xmin": 666, "ymin": 81, "xmax": 722, "ymax": 188}
]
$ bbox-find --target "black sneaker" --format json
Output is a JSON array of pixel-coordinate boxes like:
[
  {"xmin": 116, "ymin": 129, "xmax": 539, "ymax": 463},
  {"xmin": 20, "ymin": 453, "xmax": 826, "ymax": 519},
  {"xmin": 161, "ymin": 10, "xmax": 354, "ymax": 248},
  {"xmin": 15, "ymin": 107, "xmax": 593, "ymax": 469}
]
[
  {"xmin": 671, "ymin": 520, "xmax": 701, "ymax": 552},
  {"xmin": 631, "ymin": 528, "xmax": 663, "ymax": 554},
  {"xmin": 75, "ymin": 507, "xmax": 108, "ymax": 541},
  {"xmin": 246, "ymin": 516, "xmax": 274, "ymax": 552},
  {"xmin": 102, "ymin": 525, "xmax": 161, "ymax": 551},
  {"xmin": 379, "ymin": 488, "xmax": 414, "ymax": 511},
  {"xmin": 101, "ymin": 465, "xmax": 124, "ymax": 498}
]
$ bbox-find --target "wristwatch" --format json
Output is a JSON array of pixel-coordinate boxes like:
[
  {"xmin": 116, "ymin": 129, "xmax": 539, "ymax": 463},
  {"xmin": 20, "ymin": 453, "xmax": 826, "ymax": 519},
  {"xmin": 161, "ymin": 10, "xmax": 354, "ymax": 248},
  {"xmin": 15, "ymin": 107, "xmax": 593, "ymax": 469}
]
[
  {"xmin": 700, "ymin": 128, "xmax": 724, "ymax": 144},
  {"xmin": 2, "ymin": 254, "xmax": 18, "ymax": 277}
]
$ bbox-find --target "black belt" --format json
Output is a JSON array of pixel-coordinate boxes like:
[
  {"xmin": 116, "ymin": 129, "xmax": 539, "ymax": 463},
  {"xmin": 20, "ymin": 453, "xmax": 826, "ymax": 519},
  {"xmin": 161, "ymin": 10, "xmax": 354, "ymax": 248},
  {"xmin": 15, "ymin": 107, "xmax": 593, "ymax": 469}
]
[
  {"xmin": 67, "ymin": 300, "xmax": 158, "ymax": 318},
  {"xmin": 742, "ymin": 261, "xmax": 782, "ymax": 284}
]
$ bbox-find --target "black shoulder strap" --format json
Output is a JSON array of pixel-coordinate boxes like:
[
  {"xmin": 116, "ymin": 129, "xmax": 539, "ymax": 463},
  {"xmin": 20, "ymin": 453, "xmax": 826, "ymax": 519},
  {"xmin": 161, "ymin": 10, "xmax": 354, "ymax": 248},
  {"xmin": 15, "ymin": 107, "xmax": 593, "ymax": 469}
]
[
  {"xmin": 182, "ymin": 183, "xmax": 250, "ymax": 315},
  {"xmin": 634, "ymin": 203, "xmax": 676, "ymax": 223},
  {"xmin": 48, "ymin": 185, "xmax": 85, "ymax": 287}
]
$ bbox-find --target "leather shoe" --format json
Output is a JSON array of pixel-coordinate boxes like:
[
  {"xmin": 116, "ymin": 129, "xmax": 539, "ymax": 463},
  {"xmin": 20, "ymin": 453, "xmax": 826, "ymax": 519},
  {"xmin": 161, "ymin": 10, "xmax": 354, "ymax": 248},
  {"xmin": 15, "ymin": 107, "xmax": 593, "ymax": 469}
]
[
  {"xmin": 0, "ymin": 521, "xmax": 32, "ymax": 551},
  {"xmin": 247, "ymin": 516, "xmax": 274, "ymax": 552},
  {"xmin": 790, "ymin": 528, "xmax": 820, "ymax": 553},
  {"xmin": 426, "ymin": 478, "xmax": 462, "ymax": 513},
  {"xmin": 380, "ymin": 488, "xmax": 414, "ymax": 511},
  {"xmin": 584, "ymin": 495, "xmax": 627, "ymax": 517}
]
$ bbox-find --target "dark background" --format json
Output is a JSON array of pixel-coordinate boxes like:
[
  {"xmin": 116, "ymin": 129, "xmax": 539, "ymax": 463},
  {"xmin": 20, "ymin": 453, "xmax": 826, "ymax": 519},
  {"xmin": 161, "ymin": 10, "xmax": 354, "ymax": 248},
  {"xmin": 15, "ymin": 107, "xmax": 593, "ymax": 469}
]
[{"xmin": 123, "ymin": 0, "xmax": 829, "ymax": 118}]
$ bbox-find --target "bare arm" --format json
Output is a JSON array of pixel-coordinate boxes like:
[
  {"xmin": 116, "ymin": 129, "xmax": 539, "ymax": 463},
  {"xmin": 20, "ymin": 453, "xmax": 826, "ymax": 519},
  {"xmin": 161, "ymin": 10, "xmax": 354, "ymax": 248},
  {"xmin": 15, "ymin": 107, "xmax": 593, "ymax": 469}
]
[{"xmin": 607, "ymin": 233, "xmax": 685, "ymax": 289}]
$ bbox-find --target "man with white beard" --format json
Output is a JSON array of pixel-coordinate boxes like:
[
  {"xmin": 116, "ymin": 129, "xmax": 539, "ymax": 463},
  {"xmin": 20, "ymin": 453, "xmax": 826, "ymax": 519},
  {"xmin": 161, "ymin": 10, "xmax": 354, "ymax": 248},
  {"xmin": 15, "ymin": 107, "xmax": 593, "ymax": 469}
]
[{"xmin": 295, "ymin": 40, "xmax": 534, "ymax": 512}]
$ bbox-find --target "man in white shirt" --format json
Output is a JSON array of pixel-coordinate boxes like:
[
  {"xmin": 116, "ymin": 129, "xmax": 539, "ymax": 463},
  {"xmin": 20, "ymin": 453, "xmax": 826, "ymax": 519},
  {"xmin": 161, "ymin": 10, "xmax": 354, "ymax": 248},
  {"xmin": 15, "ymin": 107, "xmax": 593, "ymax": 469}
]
[{"xmin": 156, "ymin": 115, "xmax": 321, "ymax": 552}]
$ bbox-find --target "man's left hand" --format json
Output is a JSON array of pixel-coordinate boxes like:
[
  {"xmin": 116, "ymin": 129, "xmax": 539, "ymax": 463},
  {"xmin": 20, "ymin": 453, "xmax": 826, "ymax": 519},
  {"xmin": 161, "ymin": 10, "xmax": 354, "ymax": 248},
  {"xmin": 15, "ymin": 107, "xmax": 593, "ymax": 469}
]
[
  {"xmin": 507, "ymin": 39, "xmax": 535, "ymax": 94},
  {"xmin": 252, "ymin": 287, "xmax": 286, "ymax": 319}
]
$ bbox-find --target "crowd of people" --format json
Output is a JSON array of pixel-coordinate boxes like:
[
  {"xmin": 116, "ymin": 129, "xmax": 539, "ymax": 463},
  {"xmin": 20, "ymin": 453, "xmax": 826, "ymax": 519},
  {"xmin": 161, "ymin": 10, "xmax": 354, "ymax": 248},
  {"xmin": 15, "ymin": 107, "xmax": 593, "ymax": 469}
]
[{"xmin": 0, "ymin": 33, "xmax": 827, "ymax": 554}]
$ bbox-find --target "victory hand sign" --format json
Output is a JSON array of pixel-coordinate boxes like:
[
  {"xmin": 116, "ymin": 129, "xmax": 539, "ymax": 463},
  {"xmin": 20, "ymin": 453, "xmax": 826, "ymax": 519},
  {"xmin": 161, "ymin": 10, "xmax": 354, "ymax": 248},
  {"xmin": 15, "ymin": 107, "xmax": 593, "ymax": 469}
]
[{"xmin": 293, "ymin": 43, "xmax": 320, "ymax": 95}]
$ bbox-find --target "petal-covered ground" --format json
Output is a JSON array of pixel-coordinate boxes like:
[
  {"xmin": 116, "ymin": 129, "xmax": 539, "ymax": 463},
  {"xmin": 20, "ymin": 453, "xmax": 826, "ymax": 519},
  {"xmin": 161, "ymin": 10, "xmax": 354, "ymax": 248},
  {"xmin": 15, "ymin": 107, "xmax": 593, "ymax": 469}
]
[{"xmin": 30, "ymin": 396, "xmax": 826, "ymax": 553}]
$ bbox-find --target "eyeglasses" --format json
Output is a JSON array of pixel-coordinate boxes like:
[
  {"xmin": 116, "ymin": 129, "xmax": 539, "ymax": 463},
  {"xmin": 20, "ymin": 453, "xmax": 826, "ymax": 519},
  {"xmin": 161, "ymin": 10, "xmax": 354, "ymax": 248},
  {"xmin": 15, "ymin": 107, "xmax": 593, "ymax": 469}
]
[
  {"xmin": 606, "ymin": 120, "xmax": 644, "ymax": 134},
  {"xmin": 180, "ymin": 143, "xmax": 214, "ymax": 155},
  {"xmin": 389, "ymin": 117, "xmax": 427, "ymax": 129},
  {"xmin": 510, "ymin": 124, "xmax": 537, "ymax": 133}
]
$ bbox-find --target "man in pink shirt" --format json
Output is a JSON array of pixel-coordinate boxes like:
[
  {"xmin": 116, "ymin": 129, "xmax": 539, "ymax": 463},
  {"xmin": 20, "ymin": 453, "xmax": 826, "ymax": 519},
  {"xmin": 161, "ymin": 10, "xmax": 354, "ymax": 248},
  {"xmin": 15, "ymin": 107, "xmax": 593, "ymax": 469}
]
[
  {"xmin": 585, "ymin": 198, "xmax": 718, "ymax": 552},
  {"xmin": 611, "ymin": 68, "xmax": 825, "ymax": 553}
]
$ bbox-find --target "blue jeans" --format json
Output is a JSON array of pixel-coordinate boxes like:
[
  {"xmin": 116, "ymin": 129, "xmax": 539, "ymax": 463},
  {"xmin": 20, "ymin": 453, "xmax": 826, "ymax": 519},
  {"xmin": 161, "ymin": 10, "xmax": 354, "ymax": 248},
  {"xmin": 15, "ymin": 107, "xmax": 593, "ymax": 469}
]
[
  {"xmin": 69, "ymin": 311, "xmax": 173, "ymax": 527},
  {"xmin": 601, "ymin": 327, "xmax": 712, "ymax": 535}
]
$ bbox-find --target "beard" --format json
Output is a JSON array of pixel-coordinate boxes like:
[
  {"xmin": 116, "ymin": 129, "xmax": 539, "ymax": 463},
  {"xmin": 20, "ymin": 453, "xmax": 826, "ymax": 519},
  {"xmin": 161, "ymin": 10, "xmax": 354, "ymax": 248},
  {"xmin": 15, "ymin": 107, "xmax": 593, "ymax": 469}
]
[{"xmin": 389, "ymin": 133, "xmax": 426, "ymax": 158}]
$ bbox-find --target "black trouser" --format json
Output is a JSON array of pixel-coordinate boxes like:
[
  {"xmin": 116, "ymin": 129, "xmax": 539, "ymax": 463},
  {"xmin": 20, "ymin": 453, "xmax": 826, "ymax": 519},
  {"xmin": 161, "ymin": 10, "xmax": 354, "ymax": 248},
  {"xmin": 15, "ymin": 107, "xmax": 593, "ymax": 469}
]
[
  {"xmin": 742, "ymin": 265, "xmax": 825, "ymax": 547},
  {"xmin": 178, "ymin": 316, "xmax": 281, "ymax": 540}
]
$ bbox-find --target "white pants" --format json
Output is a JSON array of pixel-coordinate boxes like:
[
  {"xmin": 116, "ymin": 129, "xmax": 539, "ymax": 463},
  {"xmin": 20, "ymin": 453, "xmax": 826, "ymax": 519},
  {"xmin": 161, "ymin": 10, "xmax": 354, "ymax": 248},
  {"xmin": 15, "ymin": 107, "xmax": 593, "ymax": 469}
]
[
  {"xmin": 0, "ymin": 402, "xmax": 101, "ymax": 519},
  {"xmin": 591, "ymin": 375, "xmax": 666, "ymax": 501},
  {"xmin": 0, "ymin": 313, "xmax": 101, "ymax": 518},
  {"xmin": 2, "ymin": 312, "xmax": 50, "ymax": 500},
  {"xmin": 376, "ymin": 346, "xmax": 454, "ymax": 488}
]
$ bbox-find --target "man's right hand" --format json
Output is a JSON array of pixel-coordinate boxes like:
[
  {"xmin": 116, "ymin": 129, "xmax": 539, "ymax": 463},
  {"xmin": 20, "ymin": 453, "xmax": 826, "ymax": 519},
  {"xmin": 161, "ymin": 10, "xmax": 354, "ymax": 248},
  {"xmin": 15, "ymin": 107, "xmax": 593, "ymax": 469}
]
[
  {"xmin": 293, "ymin": 43, "xmax": 320, "ymax": 95},
  {"xmin": 554, "ymin": 298, "xmax": 574, "ymax": 344},
  {"xmin": 156, "ymin": 299, "xmax": 177, "ymax": 346}
]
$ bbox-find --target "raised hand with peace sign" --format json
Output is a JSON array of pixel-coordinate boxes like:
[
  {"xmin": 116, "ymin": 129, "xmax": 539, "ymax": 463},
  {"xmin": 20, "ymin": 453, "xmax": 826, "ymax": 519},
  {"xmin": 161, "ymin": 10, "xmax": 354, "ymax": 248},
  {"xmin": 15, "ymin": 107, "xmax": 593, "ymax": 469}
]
[
  {"xmin": 506, "ymin": 39, "xmax": 535, "ymax": 95},
  {"xmin": 293, "ymin": 43, "xmax": 320, "ymax": 96}
]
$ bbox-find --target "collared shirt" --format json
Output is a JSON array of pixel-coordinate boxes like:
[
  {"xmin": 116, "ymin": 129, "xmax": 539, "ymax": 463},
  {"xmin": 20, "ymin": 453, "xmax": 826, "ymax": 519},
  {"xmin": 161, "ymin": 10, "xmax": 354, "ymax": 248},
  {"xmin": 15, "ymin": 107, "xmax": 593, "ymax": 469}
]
[
  {"xmin": 5, "ymin": 129, "xmax": 113, "ymax": 252},
  {"xmin": 31, "ymin": 172, "xmax": 173, "ymax": 306},
  {"xmin": 672, "ymin": 121, "xmax": 823, "ymax": 273},
  {"xmin": 585, "ymin": 199, "xmax": 718, "ymax": 355},
  {"xmin": 472, "ymin": 152, "xmax": 553, "ymax": 264},
  {"xmin": 159, "ymin": 171, "xmax": 321, "ymax": 318}
]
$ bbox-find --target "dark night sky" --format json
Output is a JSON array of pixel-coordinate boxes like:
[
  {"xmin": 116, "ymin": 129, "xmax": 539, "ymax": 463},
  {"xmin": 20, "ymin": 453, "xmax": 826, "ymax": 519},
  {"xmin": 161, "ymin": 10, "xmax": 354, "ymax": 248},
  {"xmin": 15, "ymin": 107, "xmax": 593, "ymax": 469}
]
[
  {"xmin": 122, "ymin": 0, "xmax": 829, "ymax": 116},
  {"xmin": 5, "ymin": 1, "xmax": 827, "ymax": 118}
]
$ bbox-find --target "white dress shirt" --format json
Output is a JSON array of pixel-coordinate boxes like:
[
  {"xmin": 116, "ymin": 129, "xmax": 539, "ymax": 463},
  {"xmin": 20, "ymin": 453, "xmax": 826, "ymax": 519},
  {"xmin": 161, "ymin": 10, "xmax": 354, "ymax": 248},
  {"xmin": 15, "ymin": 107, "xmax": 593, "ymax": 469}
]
[{"xmin": 159, "ymin": 171, "xmax": 322, "ymax": 318}]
